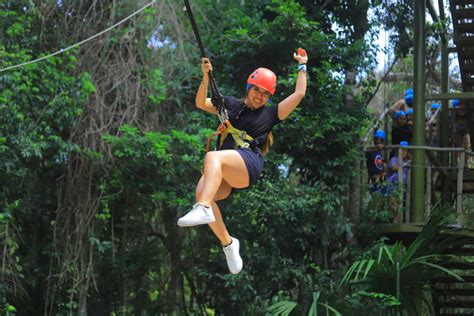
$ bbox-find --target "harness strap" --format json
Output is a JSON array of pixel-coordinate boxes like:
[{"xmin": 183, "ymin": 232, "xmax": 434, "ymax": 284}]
[
  {"xmin": 205, "ymin": 121, "xmax": 254, "ymax": 152},
  {"xmin": 221, "ymin": 122, "xmax": 254, "ymax": 148}
]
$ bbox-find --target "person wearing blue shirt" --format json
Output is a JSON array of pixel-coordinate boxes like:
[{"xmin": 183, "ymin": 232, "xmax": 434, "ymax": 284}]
[{"xmin": 365, "ymin": 130, "xmax": 387, "ymax": 193}]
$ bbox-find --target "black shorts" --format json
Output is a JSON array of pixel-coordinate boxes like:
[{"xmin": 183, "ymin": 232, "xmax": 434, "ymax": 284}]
[{"xmin": 236, "ymin": 148, "xmax": 264, "ymax": 187}]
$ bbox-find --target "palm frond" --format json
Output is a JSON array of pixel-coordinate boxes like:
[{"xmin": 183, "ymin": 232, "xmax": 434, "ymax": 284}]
[
  {"xmin": 319, "ymin": 302, "xmax": 342, "ymax": 316},
  {"xmin": 307, "ymin": 291, "xmax": 319, "ymax": 316},
  {"xmin": 415, "ymin": 261, "xmax": 464, "ymax": 281},
  {"xmin": 339, "ymin": 261, "xmax": 363, "ymax": 287},
  {"xmin": 268, "ymin": 301, "xmax": 298, "ymax": 316}
]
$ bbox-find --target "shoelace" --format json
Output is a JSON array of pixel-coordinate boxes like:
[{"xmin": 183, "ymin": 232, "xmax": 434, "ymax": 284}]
[
  {"xmin": 193, "ymin": 202, "xmax": 206, "ymax": 208},
  {"xmin": 192, "ymin": 203, "xmax": 210, "ymax": 213}
]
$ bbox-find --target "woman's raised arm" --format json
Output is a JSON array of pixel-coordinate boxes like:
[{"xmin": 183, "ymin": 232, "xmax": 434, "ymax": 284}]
[
  {"xmin": 278, "ymin": 48, "xmax": 308, "ymax": 120},
  {"xmin": 196, "ymin": 58, "xmax": 217, "ymax": 114}
]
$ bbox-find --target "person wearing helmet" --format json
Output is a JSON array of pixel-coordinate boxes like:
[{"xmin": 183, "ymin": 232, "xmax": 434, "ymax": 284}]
[
  {"xmin": 392, "ymin": 111, "xmax": 410, "ymax": 140},
  {"xmin": 389, "ymin": 88, "xmax": 413, "ymax": 117},
  {"xmin": 387, "ymin": 141, "xmax": 411, "ymax": 223},
  {"xmin": 177, "ymin": 48, "xmax": 308, "ymax": 274},
  {"xmin": 374, "ymin": 129, "xmax": 386, "ymax": 141},
  {"xmin": 430, "ymin": 103, "xmax": 440, "ymax": 115},
  {"xmin": 395, "ymin": 110, "xmax": 406, "ymax": 121},
  {"xmin": 426, "ymin": 103, "xmax": 440, "ymax": 145},
  {"xmin": 452, "ymin": 98, "xmax": 460, "ymax": 108},
  {"xmin": 388, "ymin": 141, "xmax": 410, "ymax": 184},
  {"xmin": 404, "ymin": 93, "xmax": 413, "ymax": 107},
  {"xmin": 391, "ymin": 111, "xmax": 412, "ymax": 158},
  {"xmin": 364, "ymin": 130, "xmax": 387, "ymax": 193}
]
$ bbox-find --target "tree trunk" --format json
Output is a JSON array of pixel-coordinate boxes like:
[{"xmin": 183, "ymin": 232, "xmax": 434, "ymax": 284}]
[
  {"xmin": 344, "ymin": 0, "xmax": 369, "ymax": 244},
  {"xmin": 345, "ymin": 68, "xmax": 361, "ymax": 244},
  {"xmin": 162, "ymin": 206, "xmax": 184, "ymax": 314}
]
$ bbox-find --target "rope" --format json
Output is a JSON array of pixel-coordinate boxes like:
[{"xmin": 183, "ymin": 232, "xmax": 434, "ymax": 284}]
[
  {"xmin": 183, "ymin": 0, "xmax": 205, "ymax": 57},
  {"xmin": 183, "ymin": 0, "xmax": 228, "ymax": 123},
  {"xmin": 0, "ymin": 0, "xmax": 157, "ymax": 73}
]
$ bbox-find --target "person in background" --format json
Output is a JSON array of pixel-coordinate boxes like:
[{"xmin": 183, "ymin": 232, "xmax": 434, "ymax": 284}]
[
  {"xmin": 391, "ymin": 111, "xmax": 412, "ymax": 157},
  {"xmin": 406, "ymin": 108, "xmax": 414, "ymax": 129},
  {"xmin": 388, "ymin": 141, "xmax": 411, "ymax": 185},
  {"xmin": 426, "ymin": 103, "xmax": 440, "ymax": 145},
  {"xmin": 389, "ymin": 88, "xmax": 413, "ymax": 117},
  {"xmin": 365, "ymin": 130, "xmax": 387, "ymax": 193},
  {"xmin": 430, "ymin": 103, "xmax": 440, "ymax": 116},
  {"xmin": 451, "ymin": 99, "xmax": 472, "ymax": 168},
  {"xmin": 387, "ymin": 141, "xmax": 411, "ymax": 223}
]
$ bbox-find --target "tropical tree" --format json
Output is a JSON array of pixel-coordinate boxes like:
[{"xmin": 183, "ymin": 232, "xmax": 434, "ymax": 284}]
[{"xmin": 0, "ymin": 0, "xmax": 422, "ymax": 314}]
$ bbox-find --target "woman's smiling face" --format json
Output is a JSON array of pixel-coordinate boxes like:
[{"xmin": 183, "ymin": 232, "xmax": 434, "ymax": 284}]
[{"xmin": 246, "ymin": 85, "xmax": 271, "ymax": 109}]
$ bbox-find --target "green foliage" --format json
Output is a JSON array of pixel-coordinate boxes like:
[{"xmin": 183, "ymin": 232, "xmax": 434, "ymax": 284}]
[
  {"xmin": 269, "ymin": 291, "xmax": 341, "ymax": 316},
  {"xmin": 89, "ymin": 125, "xmax": 206, "ymax": 313},
  {"xmin": 79, "ymin": 72, "xmax": 96, "ymax": 95},
  {"xmin": 340, "ymin": 210, "xmax": 466, "ymax": 314},
  {"xmin": 0, "ymin": 3, "xmax": 90, "ymax": 313},
  {"xmin": 146, "ymin": 69, "xmax": 166, "ymax": 106},
  {"xmin": 269, "ymin": 301, "xmax": 298, "ymax": 316},
  {"xmin": 0, "ymin": 201, "xmax": 22, "ymax": 314},
  {"xmin": 343, "ymin": 290, "xmax": 400, "ymax": 314},
  {"xmin": 0, "ymin": 0, "xmax": 403, "ymax": 314},
  {"xmin": 375, "ymin": 1, "xmax": 414, "ymax": 57}
]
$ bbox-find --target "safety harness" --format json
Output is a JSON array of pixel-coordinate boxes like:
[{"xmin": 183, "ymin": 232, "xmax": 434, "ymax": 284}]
[
  {"xmin": 205, "ymin": 121, "xmax": 254, "ymax": 152},
  {"xmin": 184, "ymin": 0, "xmax": 253, "ymax": 152}
]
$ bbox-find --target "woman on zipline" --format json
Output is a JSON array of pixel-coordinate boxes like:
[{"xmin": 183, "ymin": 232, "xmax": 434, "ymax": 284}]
[{"xmin": 178, "ymin": 48, "xmax": 308, "ymax": 274}]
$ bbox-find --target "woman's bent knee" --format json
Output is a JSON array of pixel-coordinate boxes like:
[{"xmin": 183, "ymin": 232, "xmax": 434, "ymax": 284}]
[{"xmin": 205, "ymin": 151, "xmax": 221, "ymax": 164}]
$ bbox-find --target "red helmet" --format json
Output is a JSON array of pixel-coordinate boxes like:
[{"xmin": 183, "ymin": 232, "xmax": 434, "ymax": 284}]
[{"xmin": 246, "ymin": 68, "xmax": 277, "ymax": 95}]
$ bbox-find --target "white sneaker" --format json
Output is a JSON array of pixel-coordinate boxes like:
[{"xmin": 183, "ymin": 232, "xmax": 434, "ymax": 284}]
[
  {"xmin": 223, "ymin": 237, "xmax": 243, "ymax": 274},
  {"xmin": 177, "ymin": 203, "xmax": 215, "ymax": 227}
]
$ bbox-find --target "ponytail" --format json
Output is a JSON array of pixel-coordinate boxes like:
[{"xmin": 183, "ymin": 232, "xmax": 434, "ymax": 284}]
[{"xmin": 261, "ymin": 132, "xmax": 273, "ymax": 156}]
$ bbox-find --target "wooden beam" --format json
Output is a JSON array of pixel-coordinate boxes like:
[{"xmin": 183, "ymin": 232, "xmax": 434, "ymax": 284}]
[
  {"xmin": 424, "ymin": 92, "xmax": 474, "ymax": 100},
  {"xmin": 457, "ymin": 23, "xmax": 474, "ymax": 33},
  {"xmin": 385, "ymin": 145, "xmax": 467, "ymax": 152},
  {"xmin": 452, "ymin": 0, "xmax": 474, "ymax": 5},
  {"xmin": 452, "ymin": 8, "xmax": 474, "ymax": 19}
]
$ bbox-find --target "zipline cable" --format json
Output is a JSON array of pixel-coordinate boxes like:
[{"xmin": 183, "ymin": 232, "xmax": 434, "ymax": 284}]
[
  {"xmin": 183, "ymin": 0, "xmax": 228, "ymax": 123},
  {"xmin": 0, "ymin": 0, "xmax": 157, "ymax": 73}
]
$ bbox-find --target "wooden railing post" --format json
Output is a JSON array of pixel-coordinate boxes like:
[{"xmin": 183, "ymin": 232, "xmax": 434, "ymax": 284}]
[
  {"xmin": 456, "ymin": 151, "xmax": 465, "ymax": 225},
  {"xmin": 425, "ymin": 163, "xmax": 432, "ymax": 220},
  {"xmin": 398, "ymin": 147, "xmax": 404, "ymax": 223},
  {"xmin": 406, "ymin": 164, "xmax": 412, "ymax": 223}
]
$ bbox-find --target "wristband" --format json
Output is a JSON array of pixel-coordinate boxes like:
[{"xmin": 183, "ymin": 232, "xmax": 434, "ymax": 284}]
[{"xmin": 297, "ymin": 63, "xmax": 307, "ymax": 73}]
